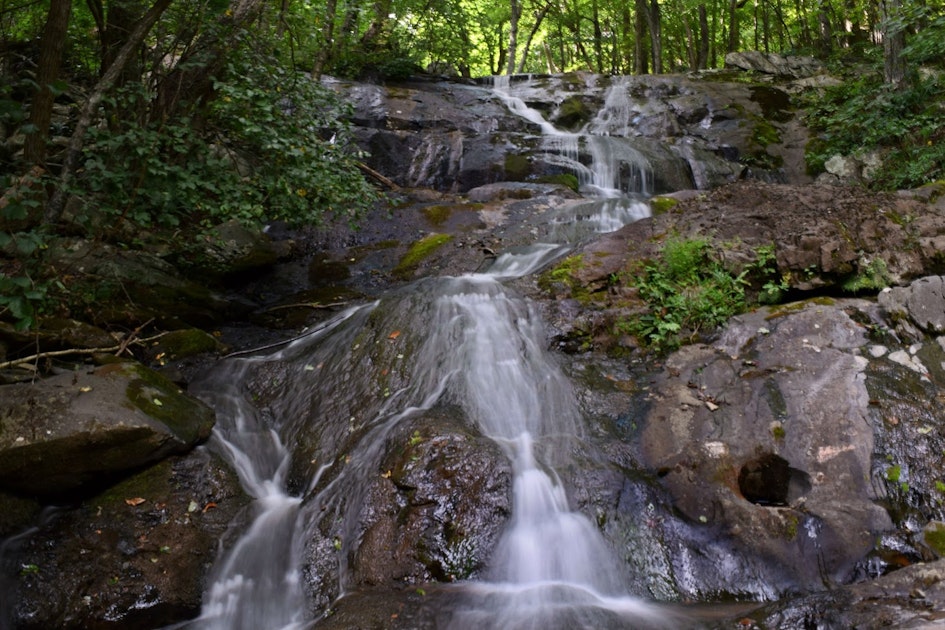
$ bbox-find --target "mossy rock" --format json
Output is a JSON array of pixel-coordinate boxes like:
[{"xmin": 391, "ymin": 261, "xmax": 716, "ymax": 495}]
[
  {"xmin": 536, "ymin": 173, "xmax": 579, "ymax": 192},
  {"xmin": 0, "ymin": 361, "xmax": 215, "ymax": 498},
  {"xmin": 554, "ymin": 95, "xmax": 594, "ymax": 130},
  {"xmin": 393, "ymin": 233, "xmax": 454, "ymax": 279},
  {"xmin": 149, "ymin": 329, "xmax": 225, "ymax": 361},
  {"xmin": 650, "ymin": 196, "xmax": 680, "ymax": 215},
  {"xmin": 504, "ymin": 154, "xmax": 531, "ymax": 181},
  {"xmin": 925, "ymin": 521, "xmax": 945, "ymax": 558}
]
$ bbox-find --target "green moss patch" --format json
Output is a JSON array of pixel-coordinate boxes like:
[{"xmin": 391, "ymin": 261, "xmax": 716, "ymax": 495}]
[
  {"xmin": 121, "ymin": 363, "xmax": 215, "ymax": 444},
  {"xmin": 536, "ymin": 173, "xmax": 579, "ymax": 192},
  {"xmin": 649, "ymin": 196, "xmax": 679, "ymax": 215},
  {"xmin": 504, "ymin": 154, "xmax": 531, "ymax": 181},
  {"xmin": 393, "ymin": 233, "xmax": 454, "ymax": 279}
]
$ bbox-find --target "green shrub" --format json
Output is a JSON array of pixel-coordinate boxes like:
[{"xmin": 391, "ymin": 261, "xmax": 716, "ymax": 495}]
[
  {"xmin": 618, "ymin": 239, "xmax": 786, "ymax": 351},
  {"xmin": 618, "ymin": 237, "xmax": 749, "ymax": 351},
  {"xmin": 71, "ymin": 45, "xmax": 377, "ymax": 235},
  {"xmin": 802, "ymin": 70, "xmax": 945, "ymax": 189}
]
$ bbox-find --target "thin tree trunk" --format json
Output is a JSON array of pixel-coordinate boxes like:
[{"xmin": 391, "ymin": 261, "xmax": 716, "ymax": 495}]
[
  {"xmin": 312, "ymin": 0, "xmax": 337, "ymax": 78},
  {"xmin": 507, "ymin": 0, "xmax": 522, "ymax": 74},
  {"xmin": 592, "ymin": 0, "xmax": 604, "ymax": 71},
  {"xmin": 24, "ymin": 0, "xmax": 72, "ymax": 167},
  {"xmin": 634, "ymin": 0, "xmax": 649, "ymax": 73},
  {"xmin": 698, "ymin": 4, "xmax": 709, "ymax": 68},
  {"xmin": 46, "ymin": 0, "xmax": 174, "ymax": 225},
  {"xmin": 621, "ymin": 3, "xmax": 633, "ymax": 72},
  {"xmin": 881, "ymin": 0, "xmax": 907, "ymax": 86},
  {"xmin": 727, "ymin": 0, "xmax": 739, "ymax": 51},
  {"xmin": 647, "ymin": 0, "xmax": 662, "ymax": 73}
]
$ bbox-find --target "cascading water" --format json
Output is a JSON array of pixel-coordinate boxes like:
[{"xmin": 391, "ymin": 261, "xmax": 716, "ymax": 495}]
[{"xmin": 177, "ymin": 77, "xmax": 674, "ymax": 630}]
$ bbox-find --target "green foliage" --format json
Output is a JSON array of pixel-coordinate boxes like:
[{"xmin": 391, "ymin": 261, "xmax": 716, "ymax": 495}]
[
  {"xmin": 842, "ymin": 257, "xmax": 891, "ymax": 293},
  {"xmin": 618, "ymin": 239, "xmax": 787, "ymax": 351},
  {"xmin": 803, "ymin": 70, "xmax": 945, "ymax": 189},
  {"xmin": 209, "ymin": 48, "xmax": 378, "ymax": 225},
  {"xmin": 70, "ymin": 45, "xmax": 377, "ymax": 234},
  {"xmin": 0, "ymin": 173, "xmax": 57, "ymax": 330},
  {"xmin": 618, "ymin": 237, "xmax": 749, "ymax": 351}
]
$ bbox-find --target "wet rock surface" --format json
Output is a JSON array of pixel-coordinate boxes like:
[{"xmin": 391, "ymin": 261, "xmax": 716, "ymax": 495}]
[
  {"xmin": 8, "ymin": 451, "xmax": 247, "ymax": 630},
  {"xmin": 338, "ymin": 72, "xmax": 812, "ymax": 194},
  {"xmin": 302, "ymin": 412, "xmax": 512, "ymax": 609},
  {"xmin": 0, "ymin": 361, "xmax": 215, "ymax": 499},
  {"xmin": 639, "ymin": 300, "xmax": 893, "ymax": 591}
]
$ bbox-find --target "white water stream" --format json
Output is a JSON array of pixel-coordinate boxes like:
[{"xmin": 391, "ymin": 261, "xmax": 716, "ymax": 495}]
[{"xmin": 178, "ymin": 76, "xmax": 671, "ymax": 629}]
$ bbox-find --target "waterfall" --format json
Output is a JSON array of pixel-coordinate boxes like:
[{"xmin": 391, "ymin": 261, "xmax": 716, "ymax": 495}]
[
  {"xmin": 492, "ymin": 75, "xmax": 654, "ymax": 199},
  {"xmin": 492, "ymin": 75, "xmax": 652, "ymax": 244},
  {"xmin": 177, "ymin": 77, "xmax": 671, "ymax": 630}
]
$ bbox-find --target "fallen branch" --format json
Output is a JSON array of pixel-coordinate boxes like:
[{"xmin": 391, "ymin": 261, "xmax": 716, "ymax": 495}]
[
  {"xmin": 357, "ymin": 162, "xmax": 401, "ymax": 191},
  {"xmin": 115, "ymin": 318, "xmax": 155, "ymax": 357},
  {"xmin": 0, "ymin": 331, "xmax": 170, "ymax": 371},
  {"xmin": 262, "ymin": 301, "xmax": 349, "ymax": 313}
]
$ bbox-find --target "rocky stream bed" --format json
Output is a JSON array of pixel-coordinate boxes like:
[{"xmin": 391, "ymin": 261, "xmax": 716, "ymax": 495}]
[{"xmin": 3, "ymin": 62, "xmax": 945, "ymax": 629}]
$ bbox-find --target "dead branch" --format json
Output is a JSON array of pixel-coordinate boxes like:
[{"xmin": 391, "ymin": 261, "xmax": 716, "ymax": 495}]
[
  {"xmin": 357, "ymin": 162, "xmax": 401, "ymax": 191},
  {"xmin": 262, "ymin": 301, "xmax": 349, "ymax": 313},
  {"xmin": 0, "ymin": 331, "xmax": 170, "ymax": 371}
]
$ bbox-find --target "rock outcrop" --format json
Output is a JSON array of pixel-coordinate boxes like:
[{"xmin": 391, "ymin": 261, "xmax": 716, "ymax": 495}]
[
  {"xmin": 335, "ymin": 72, "xmax": 812, "ymax": 194},
  {"xmin": 0, "ymin": 361, "xmax": 215, "ymax": 499},
  {"xmin": 639, "ymin": 299, "xmax": 893, "ymax": 589}
]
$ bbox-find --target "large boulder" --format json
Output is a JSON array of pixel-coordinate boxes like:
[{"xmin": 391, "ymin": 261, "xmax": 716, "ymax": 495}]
[
  {"xmin": 0, "ymin": 361, "xmax": 215, "ymax": 499},
  {"xmin": 10, "ymin": 451, "xmax": 248, "ymax": 629},
  {"xmin": 879, "ymin": 275, "xmax": 945, "ymax": 338},
  {"xmin": 44, "ymin": 238, "xmax": 241, "ymax": 329},
  {"xmin": 724, "ymin": 51, "xmax": 826, "ymax": 78},
  {"xmin": 639, "ymin": 299, "xmax": 893, "ymax": 589},
  {"xmin": 302, "ymin": 412, "xmax": 512, "ymax": 611}
]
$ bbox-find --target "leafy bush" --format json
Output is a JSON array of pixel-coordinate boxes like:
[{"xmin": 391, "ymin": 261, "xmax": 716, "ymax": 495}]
[
  {"xmin": 618, "ymin": 238, "xmax": 785, "ymax": 351},
  {"xmin": 0, "ymin": 173, "xmax": 54, "ymax": 330},
  {"xmin": 803, "ymin": 69, "xmax": 945, "ymax": 189},
  {"xmin": 71, "ymin": 45, "xmax": 377, "ymax": 235}
]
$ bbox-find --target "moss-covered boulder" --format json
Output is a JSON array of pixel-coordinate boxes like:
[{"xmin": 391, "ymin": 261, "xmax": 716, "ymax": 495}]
[{"xmin": 0, "ymin": 361, "xmax": 215, "ymax": 499}]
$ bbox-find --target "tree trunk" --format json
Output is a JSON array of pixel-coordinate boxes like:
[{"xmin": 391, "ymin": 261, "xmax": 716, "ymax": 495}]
[
  {"xmin": 359, "ymin": 0, "xmax": 392, "ymax": 49},
  {"xmin": 817, "ymin": 0, "xmax": 833, "ymax": 55},
  {"xmin": 151, "ymin": 0, "xmax": 263, "ymax": 124},
  {"xmin": 634, "ymin": 0, "xmax": 649, "ymax": 73},
  {"xmin": 46, "ymin": 0, "xmax": 175, "ymax": 225},
  {"xmin": 23, "ymin": 0, "xmax": 72, "ymax": 167},
  {"xmin": 507, "ymin": 0, "xmax": 521, "ymax": 74},
  {"xmin": 312, "ymin": 0, "xmax": 338, "ymax": 78},
  {"xmin": 882, "ymin": 0, "xmax": 907, "ymax": 86},
  {"xmin": 727, "ymin": 0, "xmax": 739, "ymax": 51},
  {"xmin": 647, "ymin": 0, "xmax": 662, "ymax": 73},
  {"xmin": 621, "ymin": 4, "xmax": 633, "ymax": 72},
  {"xmin": 518, "ymin": 1, "xmax": 552, "ymax": 73},
  {"xmin": 592, "ymin": 0, "xmax": 604, "ymax": 71},
  {"xmin": 698, "ymin": 3, "xmax": 709, "ymax": 68}
]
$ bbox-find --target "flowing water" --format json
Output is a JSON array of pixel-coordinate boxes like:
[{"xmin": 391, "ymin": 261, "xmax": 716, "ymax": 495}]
[{"xmin": 179, "ymin": 76, "xmax": 674, "ymax": 629}]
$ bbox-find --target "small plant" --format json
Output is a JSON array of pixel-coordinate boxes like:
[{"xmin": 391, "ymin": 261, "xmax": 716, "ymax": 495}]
[
  {"xmin": 616, "ymin": 239, "xmax": 789, "ymax": 352},
  {"xmin": 842, "ymin": 257, "xmax": 891, "ymax": 294},
  {"xmin": 617, "ymin": 236, "xmax": 750, "ymax": 351}
]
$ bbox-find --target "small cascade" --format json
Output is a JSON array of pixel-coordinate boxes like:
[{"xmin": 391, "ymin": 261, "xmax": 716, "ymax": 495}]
[
  {"xmin": 180, "ymin": 75, "xmax": 669, "ymax": 630},
  {"xmin": 180, "ymin": 239, "xmax": 670, "ymax": 628},
  {"xmin": 492, "ymin": 75, "xmax": 654, "ymax": 201}
]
